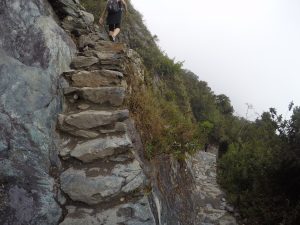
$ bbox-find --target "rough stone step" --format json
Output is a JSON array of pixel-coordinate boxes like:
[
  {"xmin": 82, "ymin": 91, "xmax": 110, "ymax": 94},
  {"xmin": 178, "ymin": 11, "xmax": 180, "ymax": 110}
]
[
  {"xmin": 64, "ymin": 86, "xmax": 125, "ymax": 106},
  {"xmin": 59, "ymin": 196, "xmax": 155, "ymax": 225},
  {"xmin": 73, "ymin": 52, "xmax": 125, "ymax": 72},
  {"xmin": 63, "ymin": 69, "xmax": 125, "ymax": 88},
  {"xmin": 58, "ymin": 121, "xmax": 127, "ymax": 139},
  {"xmin": 70, "ymin": 56, "xmax": 99, "ymax": 69},
  {"xmin": 78, "ymin": 34, "xmax": 98, "ymax": 49},
  {"xmin": 82, "ymin": 49, "xmax": 123, "ymax": 61},
  {"xmin": 60, "ymin": 160, "xmax": 147, "ymax": 205},
  {"xmin": 99, "ymin": 64, "xmax": 125, "ymax": 73},
  {"xmin": 66, "ymin": 133, "xmax": 133, "ymax": 162},
  {"xmin": 69, "ymin": 57, "xmax": 124, "ymax": 72},
  {"xmin": 93, "ymin": 41, "xmax": 126, "ymax": 54},
  {"xmin": 58, "ymin": 109, "xmax": 129, "ymax": 130}
]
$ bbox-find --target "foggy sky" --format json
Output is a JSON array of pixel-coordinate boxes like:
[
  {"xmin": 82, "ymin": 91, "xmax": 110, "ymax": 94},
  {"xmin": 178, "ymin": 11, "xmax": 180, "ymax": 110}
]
[{"xmin": 131, "ymin": 0, "xmax": 300, "ymax": 120}]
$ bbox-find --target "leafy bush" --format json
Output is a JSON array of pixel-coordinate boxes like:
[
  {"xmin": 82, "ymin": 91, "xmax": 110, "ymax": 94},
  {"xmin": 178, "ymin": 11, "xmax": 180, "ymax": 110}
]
[{"xmin": 218, "ymin": 108, "xmax": 300, "ymax": 225}]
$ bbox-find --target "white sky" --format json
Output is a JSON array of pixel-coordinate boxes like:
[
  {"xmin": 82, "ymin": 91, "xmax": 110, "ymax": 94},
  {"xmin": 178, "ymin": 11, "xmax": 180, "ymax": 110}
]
[{"xmin": 131, "ymin": 0, "xmax": 300, "ymax": 120}]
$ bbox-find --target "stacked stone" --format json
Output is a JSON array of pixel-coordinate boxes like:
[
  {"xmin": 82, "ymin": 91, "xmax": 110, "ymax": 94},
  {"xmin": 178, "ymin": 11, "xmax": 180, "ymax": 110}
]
[
  {"xmin": 57, "ymin": 35, "xmax": 155, "ymax": 224},
  {"xmin": 190, "ymin": 152, "xmax": 237, "ymax": 225}
]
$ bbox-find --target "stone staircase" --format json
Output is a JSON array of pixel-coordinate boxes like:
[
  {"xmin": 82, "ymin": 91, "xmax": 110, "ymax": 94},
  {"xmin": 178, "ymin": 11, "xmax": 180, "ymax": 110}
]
[{"xmin": 57, "ymin": 36, "xmax": 155, "ymax": 225}]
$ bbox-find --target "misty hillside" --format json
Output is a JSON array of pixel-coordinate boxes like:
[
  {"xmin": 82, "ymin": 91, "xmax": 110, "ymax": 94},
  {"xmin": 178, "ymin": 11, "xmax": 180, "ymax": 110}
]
[{"xmin": 0, "ymin": 0, "xmax": 299, "ymax": 224}]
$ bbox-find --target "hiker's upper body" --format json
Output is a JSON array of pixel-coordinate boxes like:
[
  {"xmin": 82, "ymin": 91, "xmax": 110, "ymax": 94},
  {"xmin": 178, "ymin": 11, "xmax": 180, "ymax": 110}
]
[{"xmin": 99, "ymin": 0, "xmax": 127, "ymax": 25}]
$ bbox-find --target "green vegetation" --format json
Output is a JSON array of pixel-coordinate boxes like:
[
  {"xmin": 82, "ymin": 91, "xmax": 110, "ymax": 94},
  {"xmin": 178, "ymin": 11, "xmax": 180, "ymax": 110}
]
[
  {"xmin": 81, "ymin": 0, "xmax": 231, "ymax": 158},
  {"xmin": 218, "ymin": 106, "xmax": 300, "ymax": 225},
  {"xmin": 81, "ymin": 1, "xmax": 300, "ymax": 224}
]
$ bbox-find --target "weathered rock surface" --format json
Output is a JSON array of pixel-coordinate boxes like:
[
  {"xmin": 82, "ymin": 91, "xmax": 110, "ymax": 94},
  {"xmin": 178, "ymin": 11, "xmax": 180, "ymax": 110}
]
[
  {"xmin": 100, "ymin": 122, "xmax": 127, "ymax": 134},
  {"xmin": 70, "ymin": 56, "xmax": 99, "ymax": 69},
  {"xmin": 69, "ymin": 129, "xmax": 100, "ymax": 139},
  {"xmin": 188, "ymin": 151, "xmax": 237, "ymax": 225},
  {"xmin": 0, "ymin": 0, "xmax": 76, "ymax": 224},
  {"xmin": 64, "ymin": 69, "xmax": 124, "ymax": 87},
  {"xmin": 58, "ymin": 109, "xmax": 129, "ymax": 130},
  {"xmin": 64, "ymin": 86, "xmax": 126, "ymax": 106},
  {"xmin": 60, "ymin": 160, "xmax": 146, "ymax": 204},
  {"xmin": 60, "ymin": 197, "xmax": 155, "ymax": 225},
  {"xmin": 69, "ymin": 134, "xmax": 133, "ymax": 162},
  {"xmin": 49, "ymin": 0, "xmax": 94, "ymax": 33}
]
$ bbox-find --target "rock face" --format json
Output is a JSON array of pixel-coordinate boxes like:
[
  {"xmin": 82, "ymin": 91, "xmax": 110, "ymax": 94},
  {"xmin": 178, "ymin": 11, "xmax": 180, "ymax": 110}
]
[
  {"xmin": 0, "ymin": 0, "xmax": 76, "ymax": 224},
  {"xmin": 49, "ymin": 0, "xmax": 94, "ymax": 35},
  {"xmin": 139, "ymin": 150, "xmax": 238, "ymax": 225}
]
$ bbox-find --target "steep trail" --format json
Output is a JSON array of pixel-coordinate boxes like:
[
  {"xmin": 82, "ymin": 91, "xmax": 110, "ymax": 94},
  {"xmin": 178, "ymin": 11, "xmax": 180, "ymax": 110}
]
[
  {"xmin": 189, "ymin": 151, "xmax": 237, "ymax": 225},
  {"xmin": 56, "ymin": 37, "xmax": 156, "ymax": 224},
  {"xmin": 51, "ymin": 1, "xmax": 238, "ymax": 224}
]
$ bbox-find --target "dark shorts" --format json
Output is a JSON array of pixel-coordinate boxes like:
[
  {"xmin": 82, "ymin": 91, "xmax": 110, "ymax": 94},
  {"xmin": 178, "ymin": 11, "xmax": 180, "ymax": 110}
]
[{"xmin": 108, "ymin": 23, "xmax": 120, "ymax": 31}]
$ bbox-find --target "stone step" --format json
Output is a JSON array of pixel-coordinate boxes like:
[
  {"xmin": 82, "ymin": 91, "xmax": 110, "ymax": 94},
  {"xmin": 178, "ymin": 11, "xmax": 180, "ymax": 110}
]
[
  {"xmin": 70, "ymin": 56, "xmax": 99, "ymax": 69},
  {"xmin": 59, "ymin": 196, "xmax": 155, "ymax": 225},
  {"xmin": 58, "ymin": 121, "xmax": 127, "ymax": 139},
  {"xmin": 60, "ymin": 160, "xmax": 147, "ymax": 205},
  {"xmin": 93, "ymin": 41, "xmax": 126, "ymax": 54},
  {"xmin": 63, "ymin": 69, "xmax": 125, "ymax": 88},
  {"xmin": 77, "ymin": 34, "xmax": 99, "ymax": 49},
  {"xmin": 63, "ymin": 133, "xmax": 133, "ymax": 162},
  {"xmin": 58, "ymin": 109, "xmax": 129, "ymax": 130},
  {"xmin": 64, "ymin": 86, "xmax": 125, "ymax": 106},
  {"xmin": 82, "ymin": 49, "xmax": 123, "ymax": 61}
]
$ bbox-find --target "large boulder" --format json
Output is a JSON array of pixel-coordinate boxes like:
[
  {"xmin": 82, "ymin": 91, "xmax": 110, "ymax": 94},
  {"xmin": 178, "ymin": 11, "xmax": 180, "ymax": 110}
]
[{"xmin": 0, "ymin": 0, "xmax": 76, "ymax": 224}]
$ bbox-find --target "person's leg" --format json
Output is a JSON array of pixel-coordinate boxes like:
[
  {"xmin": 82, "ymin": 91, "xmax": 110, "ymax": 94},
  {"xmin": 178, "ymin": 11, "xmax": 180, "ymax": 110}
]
[
  {"xmin": 111, "ymin": 23, "xmax": 121, "ymax": 38},
  {"xmin": 108, "ymin": 24, "xmax": 115, "ymax": 41}
]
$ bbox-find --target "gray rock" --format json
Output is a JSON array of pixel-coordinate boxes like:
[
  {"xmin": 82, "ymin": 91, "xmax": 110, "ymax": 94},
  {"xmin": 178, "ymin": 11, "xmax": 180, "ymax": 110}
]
[
  {"xmin": 78, "ymin": 10, "xmax": 94, "ymax": 26},
  {"xmin": 70, "ymin": 56, "xmax": 99, "ymax": 69},
  {"xmin": 225, "ymin": 205, "xmax": 235, "ymax": 213},
  {"xmin": 185, "ymin": 151, "xmax": 237, "ymax": 225},
  {"xmin": 59, "ymin": 146, "xmax": 72, "ymax": 158},
  {"xmin": 99, "ymin": 122, "xmax": 127, "ymax": 134},
  {"xmin": 60, "ymin": 160, "xmax": 146, "ymax": 204},
  {"xmin": 60, "ymin": 197, "xmax": 155, "ymax": 225},
  {"xmin": 70, "ymin": 134, "xmax": 133, "ymax": 162},
  {"xmin": 60, "ymin": 109, "xmax": 129, "ymax": 129},
  {"xmin": 57, "ymin": 190, "xmax": 67, "ymax": 205},
  {"xmin": 95, "ymin": 51, "xmax": 119, "ymax": 60},
  {"xmin": 60, "ymin": 167, "xmax": 124, "ymax": 205},
  {"xmin": 78, "ymin": 34, "xmax": 95, "ymax": 49},
  {"xmin": 77, "ymin": 103, "xmax": 90, "ymax": 110},
  {"xmin": 64, "ymin": 86, "xmax": 126, "ymax": 106},
  {"xmin": 51, "ymin": 0, "xmax": 94, "ymax": 30},
  {"xmin": 68, "ymin": 129, "xmax": 99, "ymax": 139},
  {"xmin": 0, "ymin": 0, "xmax": 76, "ymax": 224},
  {"xmin": 109, "ymin": 153, "xmax": 134, "ymax": 162},
  {"xmin": 64, "ymin": 69, "xmax": 124, "ymax": 87}
]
